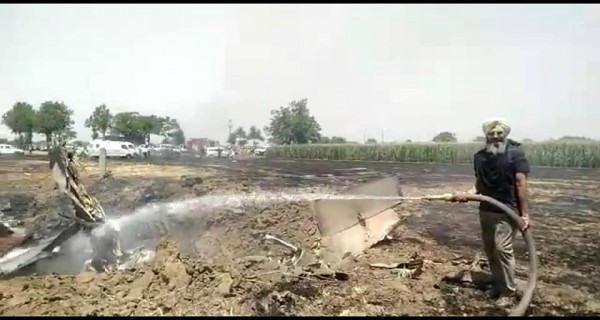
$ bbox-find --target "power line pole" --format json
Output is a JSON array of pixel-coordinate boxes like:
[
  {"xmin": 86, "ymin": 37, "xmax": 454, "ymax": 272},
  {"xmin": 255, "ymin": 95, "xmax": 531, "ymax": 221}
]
[
  {"xmin": 363, "ymin": 128, "xmax": 366, "ymax": 144},
  {"xmin": 227, "ymin": 120, "xmax": 233, "ymax": 145}
]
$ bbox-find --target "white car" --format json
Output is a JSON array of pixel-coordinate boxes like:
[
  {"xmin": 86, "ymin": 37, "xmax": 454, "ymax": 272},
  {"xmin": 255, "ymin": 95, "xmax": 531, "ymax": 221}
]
[
  {"xmin": 87, "ymin": 140, "xmax": 135, "ymax": 158},
  {"xmin": 254, "ymin": 146, "xmax": 268, "ymax": 156},
  {"xmin": 0, "ymin": 144, "xmax": 25, "ymax": 155},
  {"xmin": 125, "ymin": 143, "xmax": 139, "ymax": 157}
]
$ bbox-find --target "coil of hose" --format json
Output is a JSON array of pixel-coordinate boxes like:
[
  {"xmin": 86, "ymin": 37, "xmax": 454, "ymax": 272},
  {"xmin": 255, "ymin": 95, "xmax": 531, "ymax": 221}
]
[{"xmin": 461, "ymin": 194, "xmax": 538, "ymax": 317}]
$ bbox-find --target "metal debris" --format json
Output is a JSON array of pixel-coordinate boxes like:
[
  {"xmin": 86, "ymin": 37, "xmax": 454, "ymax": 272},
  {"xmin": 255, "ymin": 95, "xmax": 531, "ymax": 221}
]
[
  {"xmin": 261, "ymin": 234, "xmax": 348, "ymax": 282},
  {"xmin": 264, "ymin": 234, "xmax": 299, "ymax": 253},
  {"xmin": 370, "ymin": 254, "xmax": 424, "ymax": 279}
]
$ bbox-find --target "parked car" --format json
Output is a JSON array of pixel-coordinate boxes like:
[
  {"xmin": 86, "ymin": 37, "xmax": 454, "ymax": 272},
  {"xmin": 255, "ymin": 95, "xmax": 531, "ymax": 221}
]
[
  {"xmin": 0, "ymin": 144, "xmax": 25, "ymax": 155},
  {"xmin": 254, "ymin": 146, "xmax": 268, "ymax": 156},
  {"xmin": 86, "ymin": 140, "xmax": 136, "ymax": 158}
]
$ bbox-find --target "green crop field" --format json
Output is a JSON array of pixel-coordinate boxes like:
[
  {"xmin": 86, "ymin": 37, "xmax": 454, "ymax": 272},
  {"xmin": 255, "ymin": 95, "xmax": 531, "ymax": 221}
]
[{"xmin": 265, "ymin": 143, "xmax": 600, "ymax": 168}]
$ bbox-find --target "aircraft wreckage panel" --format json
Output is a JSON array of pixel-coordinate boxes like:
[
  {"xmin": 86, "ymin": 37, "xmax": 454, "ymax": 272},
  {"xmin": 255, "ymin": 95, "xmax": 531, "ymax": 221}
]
[{"xmin": 313, "ymin": 176, "xmax": 404, "ymax": 265}]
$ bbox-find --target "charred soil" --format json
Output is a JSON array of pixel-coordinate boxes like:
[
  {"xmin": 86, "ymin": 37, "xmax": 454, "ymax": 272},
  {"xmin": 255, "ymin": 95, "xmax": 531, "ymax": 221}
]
[{"xmin": 0, "ymin": 157, "xmax": 599, "ymax": 316}]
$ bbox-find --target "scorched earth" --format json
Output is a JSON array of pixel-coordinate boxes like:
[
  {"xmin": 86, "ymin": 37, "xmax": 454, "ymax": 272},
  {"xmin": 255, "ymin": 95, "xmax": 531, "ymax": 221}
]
[{"xmin": 0, "ymin": 156, "xmax": 599, "ymax": 316}]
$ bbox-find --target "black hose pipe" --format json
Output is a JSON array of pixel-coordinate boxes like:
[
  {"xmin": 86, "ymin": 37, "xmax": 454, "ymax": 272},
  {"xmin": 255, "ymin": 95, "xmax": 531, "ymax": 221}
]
[{"xmin": 459, "ymin": 194, "xmax": 538, "ymax": 317}]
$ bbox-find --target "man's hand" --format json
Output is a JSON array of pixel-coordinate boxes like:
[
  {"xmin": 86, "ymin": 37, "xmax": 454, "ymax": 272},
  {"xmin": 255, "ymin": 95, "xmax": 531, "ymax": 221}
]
[
  {"xmin": 449, "ymin": 186, "xmax": 477, "ymax": 203},
  {"xmin": 450, "ymin": 192, "xmax": 470, "ymax": 203},
  {"xmin": 520, "ymin": 214, "xmax": 530, "ymax": 231}
]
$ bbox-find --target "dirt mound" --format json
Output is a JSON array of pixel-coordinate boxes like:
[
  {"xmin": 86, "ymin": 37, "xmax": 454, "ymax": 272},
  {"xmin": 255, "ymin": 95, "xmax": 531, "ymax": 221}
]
[{"xmin": 0, "ymin": 234, "xmax": 326, "ymax": 316}]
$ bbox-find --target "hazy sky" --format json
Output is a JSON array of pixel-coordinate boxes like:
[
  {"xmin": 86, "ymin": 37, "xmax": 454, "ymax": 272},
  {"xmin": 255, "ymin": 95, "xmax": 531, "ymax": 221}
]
[{"xmin": 1, "ymin": 4, "xmax": 599, "ymax": 143}]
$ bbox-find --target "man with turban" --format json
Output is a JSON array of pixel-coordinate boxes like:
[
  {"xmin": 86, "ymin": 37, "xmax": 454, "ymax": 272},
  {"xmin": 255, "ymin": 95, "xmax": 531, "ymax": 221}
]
[{"xmin": 454, "ymin": 118, "xmax": 531, "ymax": 307}]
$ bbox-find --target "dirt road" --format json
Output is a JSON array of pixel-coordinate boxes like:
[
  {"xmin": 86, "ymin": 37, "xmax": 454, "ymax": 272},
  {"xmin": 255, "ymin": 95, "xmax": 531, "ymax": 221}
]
[{"xmin": 0, "ymin": 157, "xmax": 598, "ymax": 316}]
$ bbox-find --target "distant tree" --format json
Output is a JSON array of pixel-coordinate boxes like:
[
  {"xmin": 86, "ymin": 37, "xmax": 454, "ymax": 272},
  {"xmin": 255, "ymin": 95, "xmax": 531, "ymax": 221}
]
[
  {"xmin": 136, "ymin": 115, "xmax": 163, "ymax": 144},
  {"xmin": 405, "ymin": 139, "xmax": 412, "ymax": 143},
  {"xmin": 84, "ymin": 104, "xmax": 112, "ymax": 139},
  {"xmin": 55, "ymin": 129, "xmax": 77, "ymax": 146},
  {"xmin": 330, "ymin": 136, "xmax": 347, "ymax": 144},
  {"xmin": 472, "ymin": 136, "xmax": 486, "ymax": 143},
  {"xmin": 110, "ymin": 112, "xmax": 169, "ymax": 145},
  {"xmin": 247, "ymin": 125, "xmax": 264, "ymax": 141},
  {"xmin": 170, "ymin": 129, "xmax": 186, "ymax": 145},
  {"xmin": 318, "ymin": 136, "xmax": 346, "ymax": 144},
  {"xmin": 319, "ymin": 136, "xmax": 331, "ymax": 144},
  {"xmin": 227, "ymin": 133, "xmax": 237, "ymax": 145},
  {"xmin": 1, "ymin": 102, "xmax": 37, "ymax": 149},
  {"xmin": 555, "ymin": 136, "xmax": 596, "ymax": 143},
  {"xmin": 234, "ymin": 126, "xmax": 247, "ymax": 140},
  {"xmin": 264, "ymin": 99, "xmax": 321, "ymax": 144},
  {"xmin": 110, "ymin": 112, "xmax": 146, "ymax": 144},
  {"xmin": 522, "ymin": 138, "xmax": 534, "ymax": 143},
  {"xmin": 366, "ymin": 138, "xmax": 377, "ymax": 144},
  {"xmin": 225, "ymin": 126, "xmax": 248, "ymax": 146},
  {"xmin": 36, "ymin": 101, "xmax": 74, "ymax": 147},
  {"xmin": 432, "ymin": 131, "xmax": 457, "ymax": 143}
]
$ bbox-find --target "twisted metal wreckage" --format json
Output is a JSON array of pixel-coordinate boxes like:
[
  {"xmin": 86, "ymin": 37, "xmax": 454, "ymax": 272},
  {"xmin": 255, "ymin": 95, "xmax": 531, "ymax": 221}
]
[
  {"xmin": 47, "ymin": 147, "xmax": 154, "ymax": 272},
  {"xmin": 0, "ymin": 147, "xmax": 151, "ymax": 276}
]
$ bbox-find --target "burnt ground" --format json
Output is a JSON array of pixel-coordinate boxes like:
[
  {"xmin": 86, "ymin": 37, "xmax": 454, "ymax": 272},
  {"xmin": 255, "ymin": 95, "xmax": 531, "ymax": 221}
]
[{"xmin": 0, "ymin": 156, "xmax": 599, "ymax": 316}]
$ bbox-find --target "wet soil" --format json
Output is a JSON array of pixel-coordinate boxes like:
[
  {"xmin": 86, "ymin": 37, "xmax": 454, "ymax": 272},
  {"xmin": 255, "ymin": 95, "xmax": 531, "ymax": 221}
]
[{"xmin": 0, "ymin": 156, "xmax": 599, "ymax": 316}]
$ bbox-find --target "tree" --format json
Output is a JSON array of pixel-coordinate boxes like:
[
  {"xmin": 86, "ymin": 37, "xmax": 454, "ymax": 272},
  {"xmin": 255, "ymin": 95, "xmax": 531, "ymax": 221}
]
[
  {"xmin": 432, "ymin": 131, "xmax": 457, "ymax": 143},
  {"xmin": 170, "ymin": 129, "xmax": 186, "ymax": 145},
  {"xmin": 1, "ymin": 102, "xmax": 37, "ymax": 149},
  {"xmin": 247, "ymin": 125, "xmax": 264, "ymax": 141},
  {"xmin": 555, "ymin": 136, "xmax": 596, "ymax": 143},
  {"xmin": 330, "ymin": 136, "xmax": 346, "ymax": 144},
  {"xmin": 158, "ymin": 116, "xmax": 188, "ymax": 145},
  {"xmin": 235, "ymin": 126, "xmax": 248, "ymax": 146},
  {"xmin": 366, "ymin": 138, "xmax": 377, "ymax": 144},
  {"xmin": 110, "ymin": 112, "xmax": 146, "ymax": 144},
  {"xmin": 36, "ymin": 101, "xmax": 74, "ymax": 147},
  {"xmin": 159, "ymin": 117, "xmax": 176, "ymax": 139},
  {"xmin": 84, "ymin": 104, "xmax": 112, "ymax": 139},
  {"xmin": 227, "ymin": 133, "xmax": 237, "ymax": 145},
  {"xmin": 234, "ymin": 126, "xmax": 247, "ymax": 140},
  {"xmin": 136, "ymin": 115, "xmax": 163, "ymax": 144},
  {"xmin": 264, "ymin": 99, "xmax": 321, "ymax": 144},
  {"xmin": 473, "ymin": 136, "xmax": 486, "ymax": 143},
  {"xmin": 55, "ymin": 129, "xmax": 77, "ymax": 146},
  {"xmin": 319, "ymin": 136, "xmax": 331, "ymax": 144}
]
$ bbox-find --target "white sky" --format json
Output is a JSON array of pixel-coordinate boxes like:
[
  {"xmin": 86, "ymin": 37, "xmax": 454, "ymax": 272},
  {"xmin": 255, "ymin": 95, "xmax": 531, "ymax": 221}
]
[{"xmin": 1, "ymin": 4, "xmax": 599, "ymax": 143}]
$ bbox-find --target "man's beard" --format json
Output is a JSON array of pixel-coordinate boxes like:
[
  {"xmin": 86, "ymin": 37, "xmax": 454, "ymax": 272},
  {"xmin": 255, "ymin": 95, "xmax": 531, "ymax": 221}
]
[{"xmin": 485, "ymin": 140, "xmax": 507, "ymax": 155}]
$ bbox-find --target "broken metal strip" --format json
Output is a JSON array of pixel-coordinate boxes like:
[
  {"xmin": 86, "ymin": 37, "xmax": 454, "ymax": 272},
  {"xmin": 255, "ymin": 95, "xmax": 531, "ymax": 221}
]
[{"xmin": 264, "ymin": 234, "xmax": 299, "ymax": 253}]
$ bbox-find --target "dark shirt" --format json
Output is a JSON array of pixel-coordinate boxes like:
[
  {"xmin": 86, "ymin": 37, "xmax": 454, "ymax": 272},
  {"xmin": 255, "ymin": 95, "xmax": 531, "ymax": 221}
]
[{"xmin": 473, "ymin": 147, "xmax": 530, "ymax": 213}]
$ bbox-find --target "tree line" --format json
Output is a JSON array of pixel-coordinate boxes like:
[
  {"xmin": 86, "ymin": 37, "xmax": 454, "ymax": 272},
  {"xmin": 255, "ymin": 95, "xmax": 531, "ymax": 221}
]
[
  {"xmin": 226, "ymin": 125, "xmax": 265, "ymax": 147},
  {"xmin": 2, "ymin": 101, "xmax": 186, "ymax": 149},
  {"xmin": 262, "ymin": 101, "xmax": 597, "ymax": 145},
  {"xmin": 84, "ymin": 104, "xmax": 185, "ymax": 146},
  {"xmin": 1, "ymin": 101, "xmax": 75, "ymax": 149},
  {"xmin": 261, "ymin": 99, "xmax": 459, "ymax": 145},
  {"xmin": 4, "ymin": 98, "xmax": 594, "ymax": 149}
]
